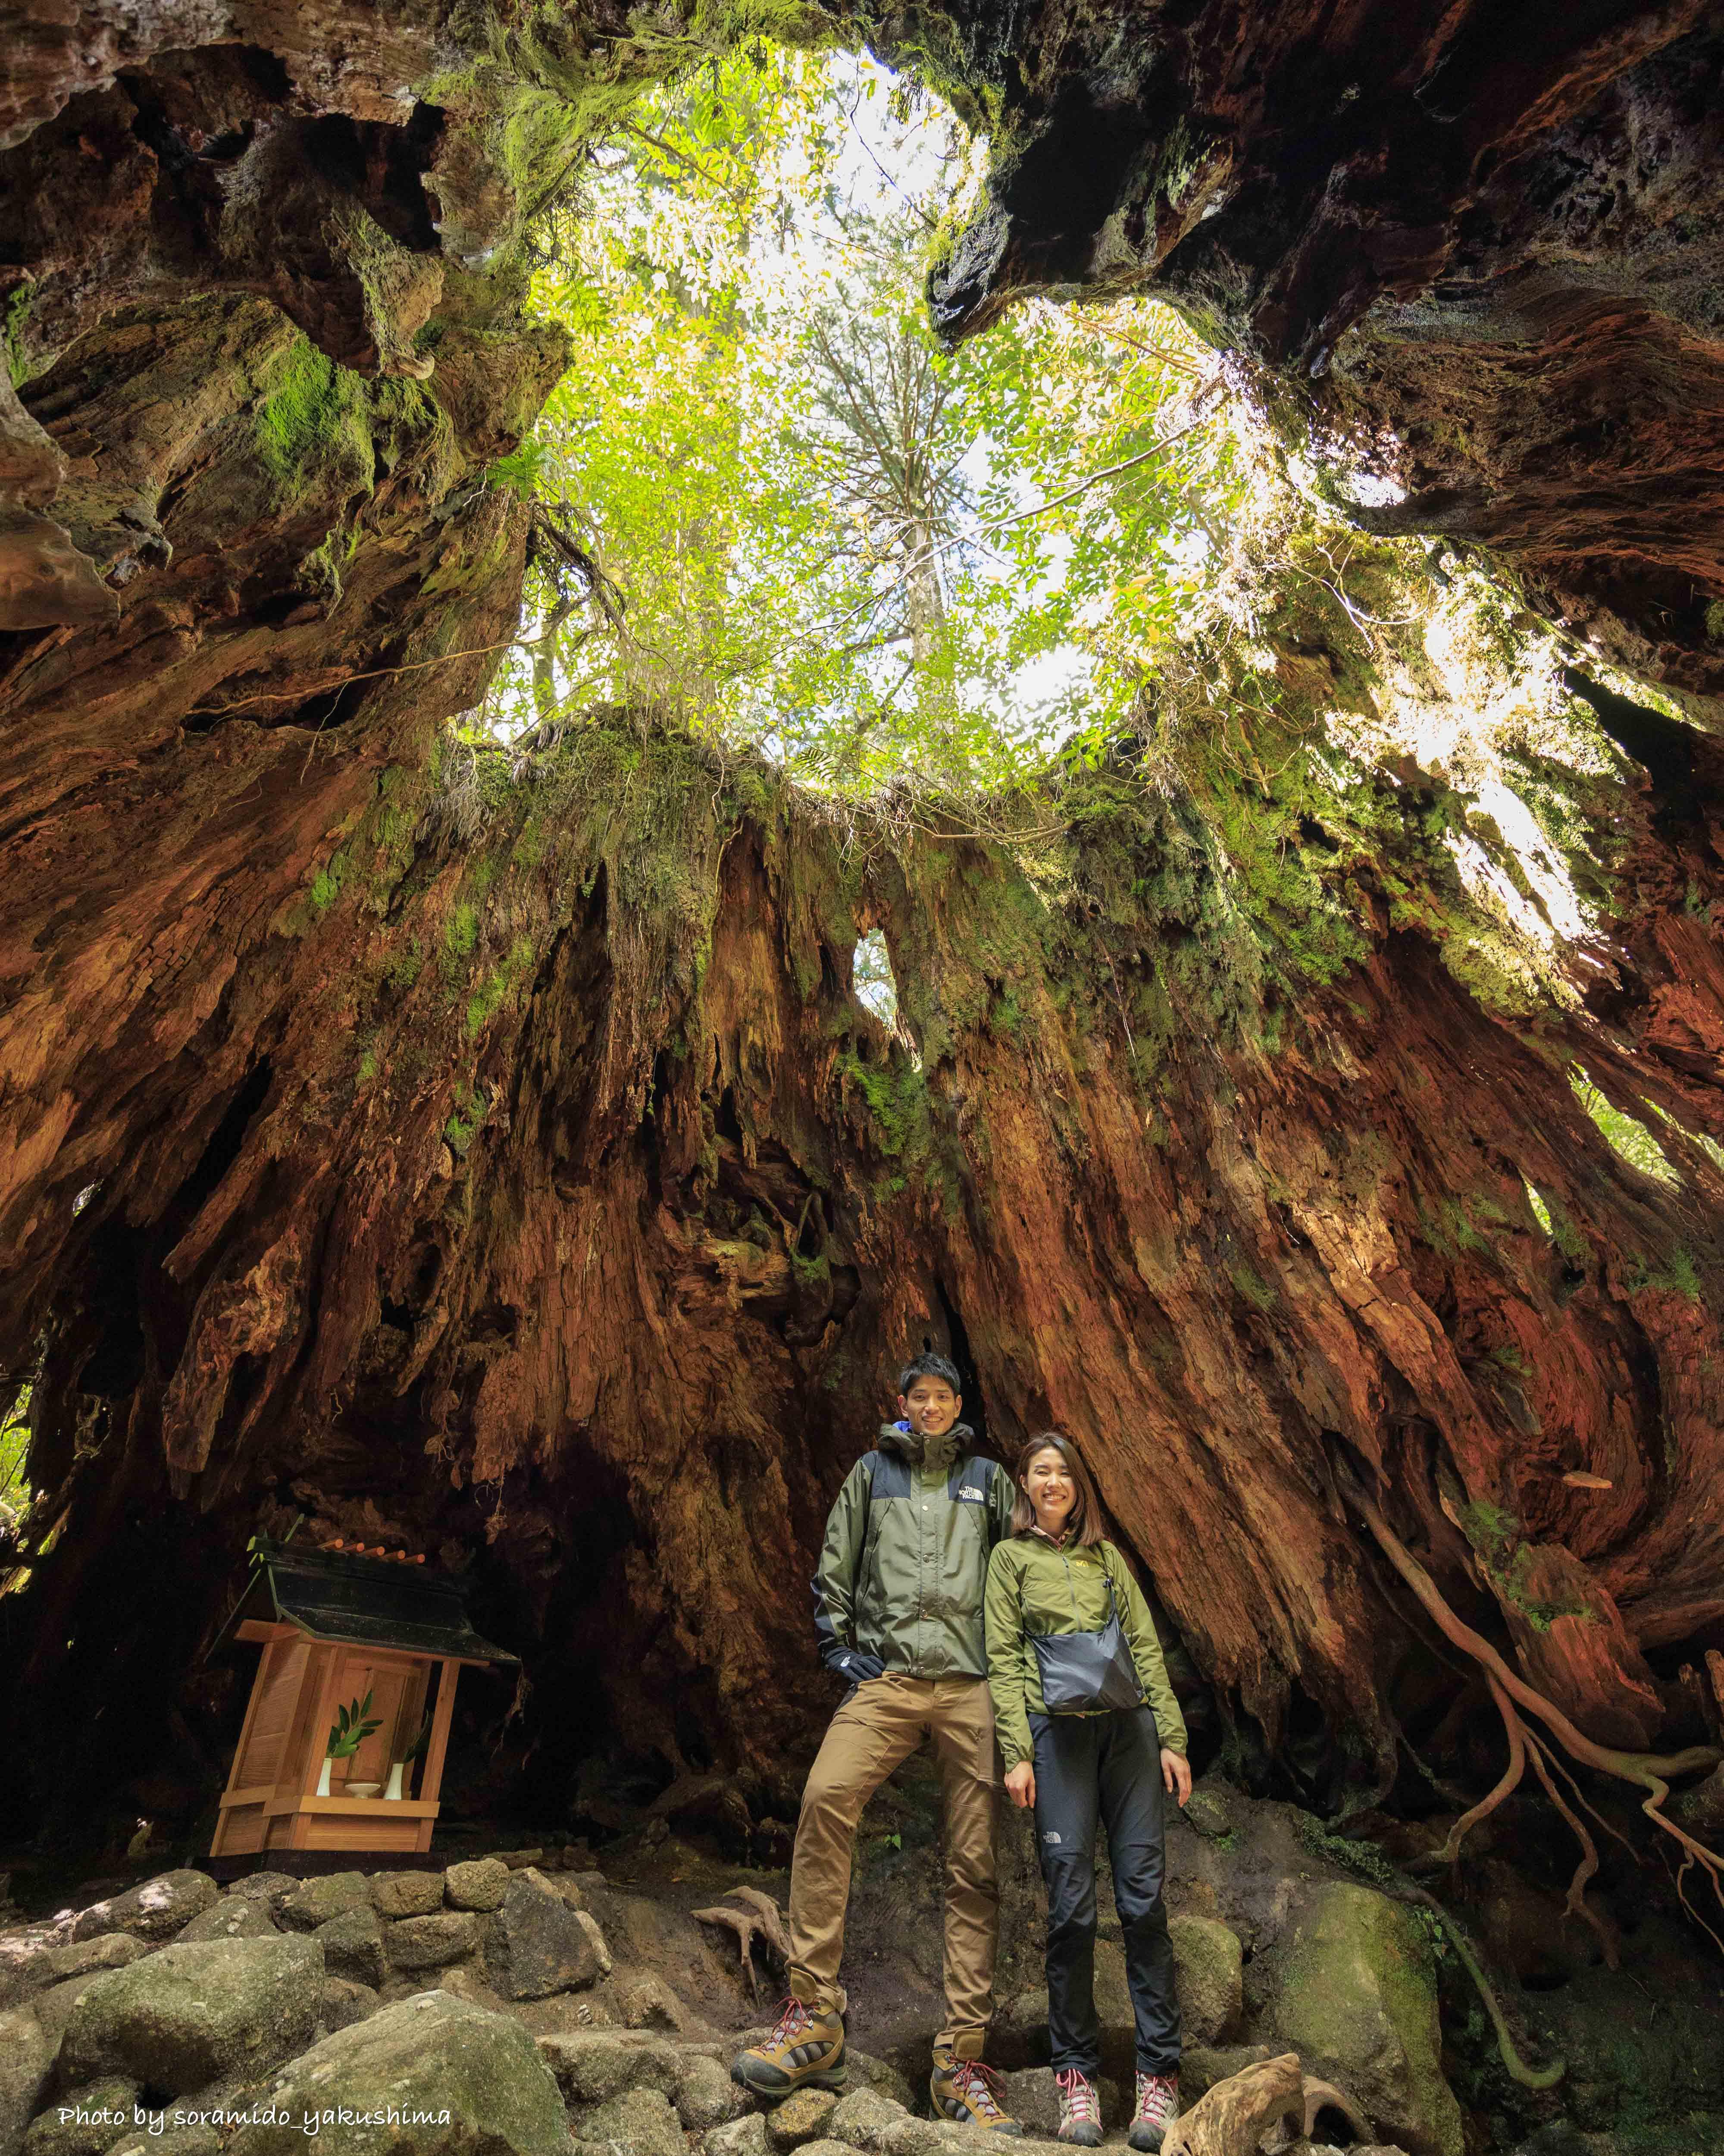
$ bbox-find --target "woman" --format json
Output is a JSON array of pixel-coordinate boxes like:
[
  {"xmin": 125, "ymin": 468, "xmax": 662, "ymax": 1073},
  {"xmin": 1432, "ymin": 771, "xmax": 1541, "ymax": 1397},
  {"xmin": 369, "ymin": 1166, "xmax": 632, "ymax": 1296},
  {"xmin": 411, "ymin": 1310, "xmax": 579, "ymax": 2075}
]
[{"xmin": 984, "ymin": 1433, "xmax": 1192, "ymax": 2153}]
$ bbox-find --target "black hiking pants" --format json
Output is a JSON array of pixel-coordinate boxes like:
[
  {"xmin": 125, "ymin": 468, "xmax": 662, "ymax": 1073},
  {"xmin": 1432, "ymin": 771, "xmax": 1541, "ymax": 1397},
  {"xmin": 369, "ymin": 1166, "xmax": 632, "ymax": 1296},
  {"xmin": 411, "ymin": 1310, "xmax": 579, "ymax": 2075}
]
[{"xmin": 1029, "ymin": 1705, "xmax": 1180, "ymax": 2076}]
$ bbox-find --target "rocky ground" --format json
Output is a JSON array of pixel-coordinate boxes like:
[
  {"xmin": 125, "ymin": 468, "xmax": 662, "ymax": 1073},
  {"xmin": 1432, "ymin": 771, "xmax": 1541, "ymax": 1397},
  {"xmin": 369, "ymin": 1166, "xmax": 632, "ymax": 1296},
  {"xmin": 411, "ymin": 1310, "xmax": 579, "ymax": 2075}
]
[{"xmin": 2, "ymin": 1770, "xmax": 1720, "ymax": 2156}]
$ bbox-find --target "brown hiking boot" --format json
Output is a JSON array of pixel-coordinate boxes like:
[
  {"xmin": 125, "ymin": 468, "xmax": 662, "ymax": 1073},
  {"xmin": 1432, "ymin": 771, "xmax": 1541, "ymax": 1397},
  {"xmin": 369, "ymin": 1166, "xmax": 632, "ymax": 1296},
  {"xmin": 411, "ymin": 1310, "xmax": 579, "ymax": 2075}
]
[
  {"xmin": 731, "ymin": 1995, "xmax": 847, "ymax": 2097},
  {"xmin": 929, "ymin": 2051, "xmax": 1024, "ymax": 2135}
]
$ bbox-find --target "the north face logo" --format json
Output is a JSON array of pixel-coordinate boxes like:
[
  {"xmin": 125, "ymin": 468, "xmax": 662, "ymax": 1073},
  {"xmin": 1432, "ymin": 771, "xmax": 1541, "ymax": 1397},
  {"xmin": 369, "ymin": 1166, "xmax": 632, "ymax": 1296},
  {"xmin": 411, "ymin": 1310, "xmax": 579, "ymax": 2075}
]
[
  {"xmin": 956, "ymin": 1487, "xmax": 986, "ymax": 1502},
  {"xmin": 1042, "ymin": 1830, "xmax": 1062, "ymax": 1844}
]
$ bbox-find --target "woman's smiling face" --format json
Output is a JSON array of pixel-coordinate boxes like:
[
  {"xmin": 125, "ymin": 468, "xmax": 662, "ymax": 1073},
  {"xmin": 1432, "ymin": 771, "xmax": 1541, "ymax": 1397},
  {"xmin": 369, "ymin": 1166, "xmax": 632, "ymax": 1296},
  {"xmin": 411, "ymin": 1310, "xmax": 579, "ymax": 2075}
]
[{"xmin": 1023, "ymin": 1443, "xmax": 1076, "ymax": 1530}]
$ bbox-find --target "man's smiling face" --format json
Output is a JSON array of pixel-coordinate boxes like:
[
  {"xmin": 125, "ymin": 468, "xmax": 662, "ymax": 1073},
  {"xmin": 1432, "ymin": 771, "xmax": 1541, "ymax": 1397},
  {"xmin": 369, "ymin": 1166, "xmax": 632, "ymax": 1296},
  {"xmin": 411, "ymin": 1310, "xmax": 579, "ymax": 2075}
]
[{"xmin": 899, "ymin": 1374, "xmax": 961, "ymax": 1437}]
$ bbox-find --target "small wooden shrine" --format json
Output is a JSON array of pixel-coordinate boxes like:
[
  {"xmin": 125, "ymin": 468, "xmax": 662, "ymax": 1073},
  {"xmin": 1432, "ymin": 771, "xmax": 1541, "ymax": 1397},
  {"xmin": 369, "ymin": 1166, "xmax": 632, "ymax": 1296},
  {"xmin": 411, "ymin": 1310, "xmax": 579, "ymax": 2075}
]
[{"xmin": 208, "ymin": 1533, "xmax": 516, "ymax": 1859}]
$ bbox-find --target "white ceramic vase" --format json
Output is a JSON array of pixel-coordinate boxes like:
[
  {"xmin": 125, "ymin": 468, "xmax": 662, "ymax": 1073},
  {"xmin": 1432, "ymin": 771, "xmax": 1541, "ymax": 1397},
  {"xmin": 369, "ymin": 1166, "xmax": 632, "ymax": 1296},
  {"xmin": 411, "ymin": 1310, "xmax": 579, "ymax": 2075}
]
[
  {"xmin": 316, "ymin": 1755, "xmax": 334, "ymax": 1797},
  {"xmin": 385, "ymin": 1761, "xmax": 406, "ymax": 1801}
]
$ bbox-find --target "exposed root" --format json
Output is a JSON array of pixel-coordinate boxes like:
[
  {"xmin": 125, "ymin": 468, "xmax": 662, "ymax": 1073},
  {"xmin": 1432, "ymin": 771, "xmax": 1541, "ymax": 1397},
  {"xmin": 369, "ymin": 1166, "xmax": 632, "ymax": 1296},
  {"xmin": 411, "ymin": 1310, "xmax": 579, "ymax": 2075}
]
[
  {"xmin": 1394, "ymin": 1881, "xmax": 1566, "ymax": 2090},
  {"xmin": 1342, "ymin": 1467, "xmax": 1724, "ymax": 1949},
  {"xmin": 1523, "ymin": 1727, "xmax": 1616, "ymax": 1968},
  {"xmin": 1421, "ymin": 1671, "xmax": 1525, "ymax": 1870},
  {"xmin": 692, "ymin": 1886, "xmax": 790, "ymax": 1997}
]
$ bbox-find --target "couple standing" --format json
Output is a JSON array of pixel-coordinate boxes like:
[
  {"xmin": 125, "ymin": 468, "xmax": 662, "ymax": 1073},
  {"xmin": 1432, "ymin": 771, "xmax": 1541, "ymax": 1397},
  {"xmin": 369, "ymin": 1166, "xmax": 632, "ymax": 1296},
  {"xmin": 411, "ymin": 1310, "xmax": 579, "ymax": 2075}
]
[{"xmin": 731, "ymin": 1354, "xmax": 1192, "ymax": 2151}]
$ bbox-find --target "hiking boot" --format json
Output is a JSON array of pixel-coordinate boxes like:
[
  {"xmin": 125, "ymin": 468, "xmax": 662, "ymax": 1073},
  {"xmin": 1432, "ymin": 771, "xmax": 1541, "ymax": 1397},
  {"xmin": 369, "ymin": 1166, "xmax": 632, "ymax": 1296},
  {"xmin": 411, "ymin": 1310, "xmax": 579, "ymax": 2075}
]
[
  {"xmin": 929, "ymin": 2051, "xmax": 1024, "ymax": 2136},
  {"xmin": 1128, "ymin": 2070, "xmax": 1179, "ymax": 2152},
  {"xmin": 730, "ymin": 1996, "xmax": 847, "ymax": 2096},
  {"xmin": 1054, "ymin": 2068, "xmax": 1102, "ymax": 2147}
]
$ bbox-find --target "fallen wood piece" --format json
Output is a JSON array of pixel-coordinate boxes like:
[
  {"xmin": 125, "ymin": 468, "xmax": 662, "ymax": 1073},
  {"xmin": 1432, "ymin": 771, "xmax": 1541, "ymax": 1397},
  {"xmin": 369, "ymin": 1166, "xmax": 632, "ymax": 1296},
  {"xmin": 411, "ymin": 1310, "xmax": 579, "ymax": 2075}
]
[
  {"xmin": 1301, "ymin": 2075, "xmax": 1372, "ymax": 2143},
  {"xmin": 1162, "ymin": 2052, "xmax": 1302, "ymax": 2156}
]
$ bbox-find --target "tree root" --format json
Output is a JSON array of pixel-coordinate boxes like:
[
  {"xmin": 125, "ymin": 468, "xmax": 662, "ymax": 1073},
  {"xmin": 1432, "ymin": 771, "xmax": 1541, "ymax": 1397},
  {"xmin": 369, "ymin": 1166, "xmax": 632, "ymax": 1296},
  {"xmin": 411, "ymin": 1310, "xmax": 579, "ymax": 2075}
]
[
  {"xmin": 1522, "ymin": 1726, "xmax": 1617, "ymax": 1967},
  {"xmin": 1392, "ymin": 1878, "xmax": 1566, "ymax": 2090},
  {"xmin": 1341, "ymin": 1467, "xmax": 1724, "ymax": 1946},
  {"xmin": 1424, "ymin": 1672, "xmax": 1526, "ymax": 1868},
  {"xmin": 692, "ymin": 1885, "xmax": 790, "ymax": 1996}
]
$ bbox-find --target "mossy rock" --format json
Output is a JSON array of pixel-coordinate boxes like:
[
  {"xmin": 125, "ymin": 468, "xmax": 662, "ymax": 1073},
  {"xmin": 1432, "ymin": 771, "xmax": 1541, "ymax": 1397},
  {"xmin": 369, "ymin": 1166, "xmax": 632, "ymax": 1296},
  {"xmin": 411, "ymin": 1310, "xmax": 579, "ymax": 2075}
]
[
  {"xmin": 1267, "ymin": 1881, "xmax": 1462, "ymax": 2156},
  {"xmin": 229, "ymin": 1993, "xmax": 572, "ymax": 2156},
  {"xmin": 1180, "ymin": 1786, "xmax": 1235, "ymax": 1842},
  {"xmin": 1168, "ymin": 1913, "xmax": 1243, "ymax": 2044}
]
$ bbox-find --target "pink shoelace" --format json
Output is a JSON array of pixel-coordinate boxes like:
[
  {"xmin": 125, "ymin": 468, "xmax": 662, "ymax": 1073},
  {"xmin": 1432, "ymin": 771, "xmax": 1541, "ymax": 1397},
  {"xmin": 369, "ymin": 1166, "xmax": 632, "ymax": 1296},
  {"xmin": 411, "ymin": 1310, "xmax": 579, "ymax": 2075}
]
[
  {"xmin": 1056, "ymin": 2069, "xmax": 1101, "ymax": 2126},
  {"xmin": 951, "ymin": 2060, "xmax": 1010, "ymax": 2119},
  {"xmin": 766, "ymin": 1996, "xmax": 814, "ymax": 2046},
  {"xmin": 1135, "ymin": 2071, "xmax": 1178, "ymax": 2122}
]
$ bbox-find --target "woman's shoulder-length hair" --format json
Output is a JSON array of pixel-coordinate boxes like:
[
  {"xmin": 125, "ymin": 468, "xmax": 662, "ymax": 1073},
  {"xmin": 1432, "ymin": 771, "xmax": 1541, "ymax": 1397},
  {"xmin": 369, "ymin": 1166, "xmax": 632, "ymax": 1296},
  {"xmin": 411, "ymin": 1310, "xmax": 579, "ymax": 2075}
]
[{"xmin": 1009, "ymin": 1430, "xmax": 1107, "ymax": 1546}]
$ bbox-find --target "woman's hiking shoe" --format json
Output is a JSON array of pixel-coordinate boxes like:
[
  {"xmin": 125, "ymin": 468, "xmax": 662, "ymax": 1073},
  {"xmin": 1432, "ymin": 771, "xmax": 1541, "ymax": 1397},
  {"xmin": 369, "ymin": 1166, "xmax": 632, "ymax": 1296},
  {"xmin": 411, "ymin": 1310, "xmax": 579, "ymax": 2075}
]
[
  {"xmin": 730, "ymin": 1996, "xmax": 847, "ymax": 2096},
  {"xmin": 1128, "ymin": 2071, "xmax": 1179, "ymax": 2152},
  {"xmin": 929, "ymin": 2053, "xmax": 1024, "ymax": 2136},
  {"xmin": 1054, "ymin": 2068, "xmax": 1102, "ymax": 2146}
]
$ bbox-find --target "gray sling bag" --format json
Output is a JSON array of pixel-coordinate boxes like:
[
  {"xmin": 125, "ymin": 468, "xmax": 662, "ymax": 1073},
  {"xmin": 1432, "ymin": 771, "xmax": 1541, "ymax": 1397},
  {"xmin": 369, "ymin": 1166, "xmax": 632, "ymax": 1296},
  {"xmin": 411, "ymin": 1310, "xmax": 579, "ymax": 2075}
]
[{"xmin": 1025, "ymin": 1547, "xmax": 1145, "ymax": 1713}]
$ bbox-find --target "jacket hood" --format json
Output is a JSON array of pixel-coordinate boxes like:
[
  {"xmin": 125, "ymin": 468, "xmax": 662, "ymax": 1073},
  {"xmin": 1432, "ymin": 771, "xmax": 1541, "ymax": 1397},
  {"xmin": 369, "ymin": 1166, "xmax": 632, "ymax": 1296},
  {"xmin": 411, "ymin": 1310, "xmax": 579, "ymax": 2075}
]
[{"xmin": 878, "ymin": 1418, "xmax": 973, "ymax": 1470}]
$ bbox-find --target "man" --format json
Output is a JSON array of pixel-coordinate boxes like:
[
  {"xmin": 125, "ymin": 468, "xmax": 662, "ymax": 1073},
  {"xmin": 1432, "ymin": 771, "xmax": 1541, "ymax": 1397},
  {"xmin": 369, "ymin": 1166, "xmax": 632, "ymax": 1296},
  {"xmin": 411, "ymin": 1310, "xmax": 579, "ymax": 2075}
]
[{"xmin": 732, "ymin": 1353, "xmax": 1022, "ymax": 2134}]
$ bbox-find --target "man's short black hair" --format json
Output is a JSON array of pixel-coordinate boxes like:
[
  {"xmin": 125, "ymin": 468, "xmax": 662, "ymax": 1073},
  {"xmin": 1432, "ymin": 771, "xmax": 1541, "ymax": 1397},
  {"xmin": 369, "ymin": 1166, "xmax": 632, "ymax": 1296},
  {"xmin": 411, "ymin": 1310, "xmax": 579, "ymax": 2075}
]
[{"xmin": 898, "ymin": 1351, "xmax": 963, "ymax": 1395}]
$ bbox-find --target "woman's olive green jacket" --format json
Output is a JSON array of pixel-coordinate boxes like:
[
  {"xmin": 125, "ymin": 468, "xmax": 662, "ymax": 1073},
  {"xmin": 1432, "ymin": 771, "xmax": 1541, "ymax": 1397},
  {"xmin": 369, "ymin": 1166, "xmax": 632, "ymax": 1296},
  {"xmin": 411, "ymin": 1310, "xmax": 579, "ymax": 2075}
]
[{"xmin": 984, "ymin": 1532, "xmax": 1188, "ymax": 1772}]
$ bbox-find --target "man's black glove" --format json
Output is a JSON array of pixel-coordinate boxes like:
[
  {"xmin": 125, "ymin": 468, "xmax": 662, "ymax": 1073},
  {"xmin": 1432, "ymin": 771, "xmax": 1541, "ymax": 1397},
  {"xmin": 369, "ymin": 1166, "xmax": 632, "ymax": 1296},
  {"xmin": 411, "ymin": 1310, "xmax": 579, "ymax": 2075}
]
[{"xmin": 825, "ymin": 1647, "xmax": 885, "ymax": 1684}]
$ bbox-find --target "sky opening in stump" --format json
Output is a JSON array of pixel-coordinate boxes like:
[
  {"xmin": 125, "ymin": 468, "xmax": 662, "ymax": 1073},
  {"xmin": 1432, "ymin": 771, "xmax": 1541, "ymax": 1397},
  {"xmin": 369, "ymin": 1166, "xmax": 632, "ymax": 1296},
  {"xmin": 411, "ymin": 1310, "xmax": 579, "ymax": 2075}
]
[{"xmin": 474, "ymin": 45, "xmax": 1270, "ymax": 796}]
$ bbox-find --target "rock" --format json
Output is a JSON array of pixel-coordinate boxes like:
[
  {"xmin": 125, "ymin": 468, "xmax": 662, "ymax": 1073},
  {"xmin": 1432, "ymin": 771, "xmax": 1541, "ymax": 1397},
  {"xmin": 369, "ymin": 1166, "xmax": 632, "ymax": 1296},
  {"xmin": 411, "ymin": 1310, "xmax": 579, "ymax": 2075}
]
[
  {"xmin": 279, "ymin": 1875, "xmax": 371, "ymax": 1933},
  {"xmin": 997, "ymin": 2071, "xmax": 1122, "ymax": 2141},
  {"xmin": 427, "ymin": 1965, "xmax": 512, "ymax": 2015},
  {"xmin": 493, "ymin": 1850, "xmax": 547, "ymax": 1870},
  {"xmin": 69, "ymin": 1875, "xmax": 219, "ymax": 1946},
  {"xmin": 385, "ymin": 1912, "xmax": 479, "ymax": 1971},
  {"xmin": 1269, "ymin": 1882, "xmax": 1463, "ymax": 2156},
  {"xmin": 1180, "ymin": 2046, "xmax": 1277, "ymax": 2103},
  {"xmin": 535, "ymin": 2030, "xmax": 682, "ymax": 2103},
  {"xmin": 369, "ymin": 1873, "xmax": 445, "ymax": 1920},
  {"xmin": 767, "ymin": 2088, "xmax": 839, "ymax": 2149},
  {"xmin": 31, "ymin": 1938, "xmax": 153, "ymax": 1993},
  {"xmin": 843, "ymin": 2059, "xmax": 915, "ymax": 2112},
  {"xmin": 1, "ymin": 2010, "xmax": 56, "ymax": 2156},
  {"xmin": 229, "ymin": 1993, "xmax": 572, "ymax": 2156},
  {"xmin": 177, "ymin": 1899, "xmax": 278, "ymax": 1943},
  {"xmin": 1180, "ymin": 1788, "xmax": 1235, "ymax": 1843},
  {"xmin": 570, "ymin": 2088, "xmax": 682, "ymax": 2156},
  {"xmin": 675, "ymin": 2056, "xmax": 742, "ymax": 2131},
  {"xmin": 109, "ymin": 2132, "xmax": 219, "ymax": 2156},
  {"xmin": 1169, "ymin": 1914, "xmax": 1243, "ymax": 2044},
  {"xmin": 20, "ymin": 2078, "xmax": 138, "ymax": 2156},
  {"xmin": 445, "ymin": 1860, "xmax": 511, "ymax": 1912},
  {"xmin": 58, "ymin": 1935, "xmax": 325, "ymax": 2098},
  {"xmin": 988, "ymin": 1988, "xmax": 1050, "ymax": 2069},
  {"xmin": 225, "ymin": 1875, "xmax": 299, "ymax": 1913},
  {"xmin": 315, "ymin": 1908, "xmax": 386, "ymax": 1988},
  {"xmin": 318, "ymin": 1979, "xmax": 377, "ymax": 2033},
  {"xmin": 703, "ymin": 2119, "xmax": 770, "ymax": 2156},
  {"xmin": 574, "ymin": 1912, "xmax": 611, "ymax": 1976},
  {"xmin": 485, "ymin": 1874, "xmax": 600, "ymax": 2001},
  {"xmin": 0, "ymin": 1930, "xmax": 64, "ymax": 2011},
  {"xmin": 869, "ymin": 2121, "xmax": 979, "ymax": 2156},
  {"xmin": 823, "ymin": 2088, "xmax": 907, "ymax": 2149},
  {"xmin": 788, "ymin": 2144, "xmax": 855, "ymax": 2156},
  {"xmin": 604, "ymin": 1969, "xmax": 683, "ymax": 2030}
]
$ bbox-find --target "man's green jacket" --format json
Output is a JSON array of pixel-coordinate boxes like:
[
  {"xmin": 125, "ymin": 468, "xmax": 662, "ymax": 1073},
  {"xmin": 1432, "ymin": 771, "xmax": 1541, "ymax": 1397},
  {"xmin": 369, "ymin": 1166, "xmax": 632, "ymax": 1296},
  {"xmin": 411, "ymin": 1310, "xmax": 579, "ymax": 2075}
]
[{"xmin": 810, "ymin": 1421, "xmax": 1014, "ymax": 1683}]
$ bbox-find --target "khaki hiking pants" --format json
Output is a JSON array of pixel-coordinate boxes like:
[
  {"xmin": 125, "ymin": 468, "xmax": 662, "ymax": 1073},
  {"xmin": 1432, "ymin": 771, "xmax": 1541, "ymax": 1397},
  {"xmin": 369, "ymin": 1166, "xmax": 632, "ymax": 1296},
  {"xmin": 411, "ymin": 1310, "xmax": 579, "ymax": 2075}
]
[{"xmin": 788, "ymin": 1672, "xmax": 1000, "ymax": 2059}]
